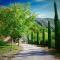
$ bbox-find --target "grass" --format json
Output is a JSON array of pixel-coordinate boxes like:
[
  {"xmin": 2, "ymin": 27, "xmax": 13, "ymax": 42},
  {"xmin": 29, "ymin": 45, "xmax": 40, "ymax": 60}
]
[
  {"xmin": 0, "ymin": 45, "xmax": 11, "ymax": 55},
  {"xmin": 0, "ymin": 39, "xmax": 22, "ymax": 56},
  {"xmin": 0, "ymin": 44, "xmax": 22, "ymax": 56}
]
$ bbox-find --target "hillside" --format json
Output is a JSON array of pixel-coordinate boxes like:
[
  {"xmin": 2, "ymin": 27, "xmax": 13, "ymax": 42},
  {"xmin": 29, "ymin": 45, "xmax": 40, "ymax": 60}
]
[{"xmin": 36, "ymin": 18, "xmax": 55, "ymax": 30}]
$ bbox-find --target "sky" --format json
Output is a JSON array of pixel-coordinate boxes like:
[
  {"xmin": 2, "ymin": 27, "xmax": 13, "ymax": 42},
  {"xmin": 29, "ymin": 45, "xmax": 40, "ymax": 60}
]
[{"xmin": 0, "ymin": 0, "xmax": 60, "ymax": 18}]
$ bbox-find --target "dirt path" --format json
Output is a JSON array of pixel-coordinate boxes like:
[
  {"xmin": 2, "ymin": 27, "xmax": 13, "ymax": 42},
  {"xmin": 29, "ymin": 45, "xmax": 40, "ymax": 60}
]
[{"xmin": 11, "ymin": 44, "xmax": 58, "ymax": 60}]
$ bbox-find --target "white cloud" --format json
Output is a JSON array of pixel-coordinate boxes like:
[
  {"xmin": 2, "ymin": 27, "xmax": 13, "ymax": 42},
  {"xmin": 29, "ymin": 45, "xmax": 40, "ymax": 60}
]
[
  {"xmin": 36, "ymin": 12, "xmax": 54, "ymax": 18},
  {"xmin": 36, "ymin": 14, "xmax": 47, "ymax": 18}
]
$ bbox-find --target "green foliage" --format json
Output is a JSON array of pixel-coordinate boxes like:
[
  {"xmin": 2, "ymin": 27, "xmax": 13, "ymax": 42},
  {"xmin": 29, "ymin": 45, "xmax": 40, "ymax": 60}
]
[
  {"xmin": 0, "ymin": 39, "xmax": 8, "ymax": 46},
  {"xmin": 54, "ymin": 1, "xmax": 60, "ymax": 50},
  {"xmin": 36, "ymin": 31, "xmax": 40, "ymax": 45},
  {"xmin": 27, "ymin": 34, "xmax": 30, "ymax": 44},
  {"xmin": 0, "ymin": 3, "xmax": 49, "ymax": 47},
  {"xmin": 31, "ymin": 32, "xmax": 34, "ymax": 44},
  {"xmin": 48, "ymin": 21, "xmax": 51, "ymax": 48},
  {"xmin": 0, "ymin": 3, "xmax": 36, "ymax": 39},
  {"xmin": 51, "ymin": 39, "xmax": 55, "ymax": 48},
  {"xmin": 42, "ymin": 29, "xmax": 45, "ymax": 47}
]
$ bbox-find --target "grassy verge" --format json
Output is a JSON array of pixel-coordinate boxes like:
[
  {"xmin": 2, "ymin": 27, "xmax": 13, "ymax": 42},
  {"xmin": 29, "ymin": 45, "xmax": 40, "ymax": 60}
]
[
  {"xmin": 0, "ymin": 44, "xmax": 22, "ymax": 56},
  {"xmin": 48, "ymin": 49, "xmax": 60, "ymax": 59}
]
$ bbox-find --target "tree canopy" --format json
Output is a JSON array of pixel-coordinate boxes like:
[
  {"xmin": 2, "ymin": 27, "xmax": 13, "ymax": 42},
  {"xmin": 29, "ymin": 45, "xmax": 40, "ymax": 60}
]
[{"xmin": 0, "ymin": 4, "xmax": 36, "ymax": 39}]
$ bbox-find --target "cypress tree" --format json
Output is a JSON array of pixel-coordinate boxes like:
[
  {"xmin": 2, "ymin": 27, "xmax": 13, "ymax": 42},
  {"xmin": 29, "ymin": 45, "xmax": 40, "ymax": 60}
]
[
  {"xmin": 27, "ymin": 34, "xmax": 29, "ymax": 44},
  {"xmin": 54, "ymin": 1, "xmax": 60, "ymax": 50},
  {"xmin": 31, "ymin": 32, "xmax": 34, "ymax": 44},
  {"xmin": 48, "ymin": 21, "xmax": 51, "ymax": 48},
  {"xmin": 36, "ymin": 31, "xmax": 40, "ymax": 45},
  {"xmin": 42, "ymin": 29, "xmax": 45, "ymax": 47}
]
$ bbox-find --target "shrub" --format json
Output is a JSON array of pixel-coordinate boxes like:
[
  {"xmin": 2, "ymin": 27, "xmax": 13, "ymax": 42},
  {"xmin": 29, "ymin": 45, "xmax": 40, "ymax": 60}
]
[{"xmin": 0, "ymin": 39, "xmax": 8, "ymax": 46}]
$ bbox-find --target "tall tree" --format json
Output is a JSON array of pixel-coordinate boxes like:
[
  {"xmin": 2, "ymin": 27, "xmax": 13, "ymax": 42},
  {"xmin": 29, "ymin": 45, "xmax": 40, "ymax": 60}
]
[
  {"xmin": 27, "ymin": 34, "xmax": 30, "ymax": 44},
  {"xmin": 31, "ymin": 32, "xmax": 34, "ymax": 44},
  {"xmin": 36, "ymin": 31, "xmax": 39, "ymax": 45},
  {"xmin": 54, "ymin": 1, "xmax": 60, "ymax": 50},
  {"xmin": 42, "ymin": 29, "xmax": 45, "ymax": 47},
  {"xmin": 48, "ymin": 21, "xmax": 51, "ymax": 49}
]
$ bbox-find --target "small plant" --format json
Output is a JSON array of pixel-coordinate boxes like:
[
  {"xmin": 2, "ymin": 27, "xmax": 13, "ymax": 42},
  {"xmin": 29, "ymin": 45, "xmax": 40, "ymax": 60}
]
[{"xmin": 0, "ymin": 39, "xmax": 8, "ymax": 46}]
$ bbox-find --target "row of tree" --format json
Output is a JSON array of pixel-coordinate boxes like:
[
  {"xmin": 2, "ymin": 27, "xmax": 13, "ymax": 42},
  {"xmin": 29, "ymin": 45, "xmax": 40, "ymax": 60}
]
[
  {"xmin": 27, "ymin": 21, "xmax": 51, "ymax": 48},
  {"xmin": 27, "ymin": 1, "xmax": 60, "ymax": 51},
  {"xmin": 0, "ymin": 1, "xmax": 60, "ymax": 51}
]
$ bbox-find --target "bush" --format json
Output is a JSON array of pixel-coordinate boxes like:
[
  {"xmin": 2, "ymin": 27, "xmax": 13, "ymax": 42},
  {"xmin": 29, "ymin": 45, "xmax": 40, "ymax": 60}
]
[{"xmin": 0, "ymin": 39, "xmax": 8, "ymax": 46}]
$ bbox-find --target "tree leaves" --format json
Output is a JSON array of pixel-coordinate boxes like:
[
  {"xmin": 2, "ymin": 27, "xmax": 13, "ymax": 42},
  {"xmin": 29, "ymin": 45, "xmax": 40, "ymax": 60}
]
[{"xmin": 0, "ymin": 3, "xmax": 36, "ymax": 38}]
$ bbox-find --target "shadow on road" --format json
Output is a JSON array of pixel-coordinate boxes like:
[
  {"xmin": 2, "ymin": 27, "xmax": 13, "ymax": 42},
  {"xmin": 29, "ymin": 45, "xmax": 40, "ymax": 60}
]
[{"xmin": 15, "ymin": 50, "xmax": 49, "ymax": 57}]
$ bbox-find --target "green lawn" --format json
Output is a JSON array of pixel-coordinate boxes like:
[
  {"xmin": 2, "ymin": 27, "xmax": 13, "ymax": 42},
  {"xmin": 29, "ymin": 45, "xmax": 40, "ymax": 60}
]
[{"xmin": 0, "ymin": 44, "xmax": 22, "ymax": 56}]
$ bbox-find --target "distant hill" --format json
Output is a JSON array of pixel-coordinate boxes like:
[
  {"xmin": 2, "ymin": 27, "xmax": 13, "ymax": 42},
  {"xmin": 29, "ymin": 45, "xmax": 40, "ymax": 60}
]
[{"xmin": 36, "ymin": 18, "xmax": 55, "ymax": 30}]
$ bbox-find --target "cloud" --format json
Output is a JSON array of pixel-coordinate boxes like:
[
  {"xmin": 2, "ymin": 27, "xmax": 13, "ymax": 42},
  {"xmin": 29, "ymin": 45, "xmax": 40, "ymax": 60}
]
[
  {"xmin": 35, "ymin": 12, "xmax": 47, "ymax": 18},
  {"xmin": 37, "ymin": 14, "xmax": 46, "ymax": 18},
  {"xmin": 35, "ymin": 11, "xmax": 54, "ymax": 18}
]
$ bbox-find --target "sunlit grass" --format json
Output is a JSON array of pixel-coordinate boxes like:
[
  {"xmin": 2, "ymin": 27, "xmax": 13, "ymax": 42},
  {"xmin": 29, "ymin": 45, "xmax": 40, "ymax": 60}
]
[{"xmin": 0, "ymin": 44, "xmax": 22, "ymax": 56}]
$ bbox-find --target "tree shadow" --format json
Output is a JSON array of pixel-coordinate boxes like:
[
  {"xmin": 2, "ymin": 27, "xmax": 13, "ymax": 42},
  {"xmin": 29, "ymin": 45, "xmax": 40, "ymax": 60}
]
[
  {"xmin": 15, "ymin": 50, "xmax": 49, "ymax": 57},
  {"xmin": 48, "ymin": 49, "xmax": 60, "ymax": 60}
]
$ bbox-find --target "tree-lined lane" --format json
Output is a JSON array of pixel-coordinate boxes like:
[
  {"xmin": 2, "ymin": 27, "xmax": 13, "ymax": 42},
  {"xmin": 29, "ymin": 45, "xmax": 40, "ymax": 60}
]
[{"xmin": 12, "ymin": 44, "xmax": 56, "ymax": 60}]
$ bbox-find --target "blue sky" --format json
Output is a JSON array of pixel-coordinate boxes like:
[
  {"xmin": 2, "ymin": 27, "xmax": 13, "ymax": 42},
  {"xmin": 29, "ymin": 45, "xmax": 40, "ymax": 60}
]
[{"xmin": 0, "ymin": 0, "xmax": 60, "ymax": 18}]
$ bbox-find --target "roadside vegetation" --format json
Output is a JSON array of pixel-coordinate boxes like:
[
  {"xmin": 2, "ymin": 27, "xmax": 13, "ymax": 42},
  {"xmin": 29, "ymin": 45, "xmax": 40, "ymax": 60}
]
[
  {"xmin": 0, "ymin": 3, "xmax": 36, "ymax": 55},
  {"xmin": 0, "ymin": 0, "xmax": 60, "ymax": 57}
]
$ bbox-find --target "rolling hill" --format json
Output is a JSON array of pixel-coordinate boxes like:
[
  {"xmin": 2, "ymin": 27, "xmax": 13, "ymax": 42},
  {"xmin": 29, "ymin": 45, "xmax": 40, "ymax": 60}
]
[{"xmin": 36, "ymin": 18, "xmax": 55, "ymax": 30}]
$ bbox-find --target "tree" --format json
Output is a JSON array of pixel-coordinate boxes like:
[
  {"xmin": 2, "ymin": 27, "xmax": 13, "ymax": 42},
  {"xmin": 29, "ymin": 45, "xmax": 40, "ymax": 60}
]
[
  {"xmin": 54, "ymin": 1, "xmax": 60, "ymax": 50},
  {"xmin": 27, "ymin": 34, "xmax": 30, "ymax": 44},
  {"xmin": 48, "ymin": 21, "xmax": 51, "ymax": 48},
  {"xmin": 0, "ymin": 3, "xmax": 36, "ymax": 40},
  {"xmin": 31, "ymin": 32, "xmax": 34, "ymax": 44},
  {"xmin": 36, "ymin": 31, "xmax": 40, "ymax": 45},
  {"xmin": 42, "ymin": 29, "xmax": 45, "ymax": 47},
  {"xmin": 0, "ymin": 7, "xmax": 16, "ymax": 36}
]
